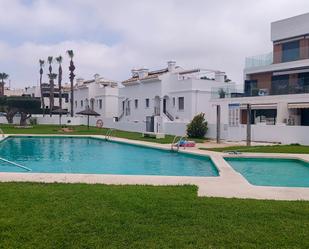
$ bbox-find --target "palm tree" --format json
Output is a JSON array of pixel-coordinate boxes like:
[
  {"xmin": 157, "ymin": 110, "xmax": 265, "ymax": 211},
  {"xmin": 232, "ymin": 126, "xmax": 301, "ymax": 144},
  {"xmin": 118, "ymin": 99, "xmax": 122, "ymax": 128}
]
[
  {"xmin": 67, "ymin": 50, "xmax": 75, "ymax": 117},
  {"xmin": 47, "ymin": 56, "xmax": 55, "ymax": 116},
  {"xmin": 55, "ymin": 56, "xmax": 63, "ymax": 110},
  {"xmin": 39, "ymin": 60, "xmax": 45, "ymax": 115},
  {"xmin": 0, "ymin": 72, "xmax": 9, "ymax": 96}
]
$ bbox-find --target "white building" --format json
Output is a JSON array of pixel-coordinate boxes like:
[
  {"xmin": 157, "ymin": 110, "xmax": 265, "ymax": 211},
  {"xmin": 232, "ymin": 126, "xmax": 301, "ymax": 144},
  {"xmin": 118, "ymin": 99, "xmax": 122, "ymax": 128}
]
[
  {"xmin": 117, "ymin": 61, "xmax": 236, "ymax": 135},
  {"xmin": 209, "ymin": 13, "xmax": 309, "ymax": 145},
  {"xmin": 4, "ymin": 87, "xmax": 25, "ymax": 96},
  {"xmin": 74, "ymin": 74, "xmax": 119, "ymax": 118}
]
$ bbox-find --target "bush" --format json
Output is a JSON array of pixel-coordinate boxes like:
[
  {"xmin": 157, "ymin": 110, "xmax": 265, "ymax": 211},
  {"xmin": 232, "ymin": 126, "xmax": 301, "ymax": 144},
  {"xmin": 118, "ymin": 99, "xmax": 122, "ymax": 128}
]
[
  {"xmin": 30, "ymin": 117, "xmax": 37, "ymax": 125},
  {"xmin": 186, "ymin": 113, "xmax": 208, "ymax": 138}
]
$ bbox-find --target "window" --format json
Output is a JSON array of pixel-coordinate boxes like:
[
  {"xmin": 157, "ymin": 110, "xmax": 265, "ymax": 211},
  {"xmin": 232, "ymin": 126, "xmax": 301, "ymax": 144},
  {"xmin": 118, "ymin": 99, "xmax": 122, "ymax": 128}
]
[
  {"xmin": 81, "ymin": 100, "xmax": 83, "ymax": 107},
  {"xmin": 126, "ymin": 100, "xmax": 131, "ymax": 116},
  {"xmin": 178, "ymin": 97, "xmax": 184, "ymax": 110},
  {"xmin": 90, "ymin": 99, "xmax": 94, "ymax": 110},
  {"xmin": 172, "ymin": 97, "xmax": 175, "ymax": 107},
  {"xmin": 228, "ymin": 104, "xmax": 240, "ymax": 127},
  {"xmin": 99, "ymin": 99, "xmax": 102, "ymax": 109},
  {"xmin": 134, "ymin": 99, "xmax": 138, "ymax": 109},
  {"xmin": 271, "ymin": 75, "xmax": 289, "ymax": 95},
  {"xmin": 145, "ymin": 98, "xmax": 150, "ymax": 108},
  {"xmin": 282, "ymin": 40, "xmax": 300, "ymax": 62},
  {"xmin": 75, "ymin": 101, "xmax": 77, "ymax": 108},
  {"xmin": 244, "ymin": 80, "xmax": 258, "ymax": 96}
]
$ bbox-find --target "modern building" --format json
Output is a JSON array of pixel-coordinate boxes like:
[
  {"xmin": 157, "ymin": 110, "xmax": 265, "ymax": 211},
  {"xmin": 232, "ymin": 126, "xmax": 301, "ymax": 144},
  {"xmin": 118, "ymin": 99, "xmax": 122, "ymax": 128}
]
[
  {"xmin": 117, "ymin": 61, "xmax": 236, "ymax": 134},
  {"xmin": 210, "ymin": 13, "xmax": 309, "ymax": 145},
  {"xmin": 23, "ymin": 84, "xmax": 70, "ymax": 111}
]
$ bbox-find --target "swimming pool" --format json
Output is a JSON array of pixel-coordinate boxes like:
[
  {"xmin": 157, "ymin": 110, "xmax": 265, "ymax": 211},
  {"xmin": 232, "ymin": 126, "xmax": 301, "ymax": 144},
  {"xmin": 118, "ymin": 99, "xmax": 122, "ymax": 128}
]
[
  {"xmin": 0, "ymin": 136, "xmax": 218, "ymax": 177},
  {"xmin": 225, "ymin": 157, "xmax": 309, "ymax": 187}
]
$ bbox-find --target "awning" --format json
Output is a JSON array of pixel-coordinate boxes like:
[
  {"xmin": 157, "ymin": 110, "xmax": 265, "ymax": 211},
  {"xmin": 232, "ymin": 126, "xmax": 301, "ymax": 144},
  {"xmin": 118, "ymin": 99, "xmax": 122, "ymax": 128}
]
[
  {"xmin": 240, "ymin": 103, "xmax": 277, "ymax": 110},
  {"xmin": 288, "ymin": 102, "xmax": 309, "ymax": 109}
]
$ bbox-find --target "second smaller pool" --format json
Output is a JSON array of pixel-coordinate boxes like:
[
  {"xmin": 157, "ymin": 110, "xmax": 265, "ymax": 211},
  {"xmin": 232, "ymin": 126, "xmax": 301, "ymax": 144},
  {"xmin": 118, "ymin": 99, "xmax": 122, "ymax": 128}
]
[{"xmin": 225, "ymin": 157, "xmax": 309, "ymax": 187}]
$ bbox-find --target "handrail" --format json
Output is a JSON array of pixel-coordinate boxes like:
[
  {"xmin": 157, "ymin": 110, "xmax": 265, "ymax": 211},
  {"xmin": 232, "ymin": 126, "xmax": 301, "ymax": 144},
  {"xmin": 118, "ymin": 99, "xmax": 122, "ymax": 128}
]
[
  {"xmin": 164, "ymin": 110, "xmax": 174, "ymax": 121},
  {"xmin": 105, "ymin": 128, "xmax": 115, "ymax": 140},
  {"xmin": 0, "ymin": 157, "xmax": 32, "ymax": 172},
  {"xmin": 171, "ymin": 135, "xmax": 185, "ymax": 152}
]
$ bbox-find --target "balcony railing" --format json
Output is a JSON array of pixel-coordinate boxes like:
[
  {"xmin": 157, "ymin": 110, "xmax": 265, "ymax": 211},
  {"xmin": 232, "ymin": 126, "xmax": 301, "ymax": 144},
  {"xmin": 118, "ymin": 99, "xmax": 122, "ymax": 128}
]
[
  {"xmin": 245, "ymin": 47, "xmax": 309, "ymax": 69},
  {"xmin": 245, "ymin": 52, "xmax": 273, "ymax": 69},
  {"xmin": 243, "ymin": 85, "xmax": 309, "ymax": 97}
]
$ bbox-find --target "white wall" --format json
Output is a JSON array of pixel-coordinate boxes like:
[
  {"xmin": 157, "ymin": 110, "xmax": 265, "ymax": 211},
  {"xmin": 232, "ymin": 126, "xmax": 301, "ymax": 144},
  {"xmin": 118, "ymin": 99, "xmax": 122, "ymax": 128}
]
[
  {"xmin": 271, "ymin": 13, "xmax": 309, "ymax": 41},
  {"xmin": 35, "ymin": 115, "xmax": 86, "ymax": 126}
]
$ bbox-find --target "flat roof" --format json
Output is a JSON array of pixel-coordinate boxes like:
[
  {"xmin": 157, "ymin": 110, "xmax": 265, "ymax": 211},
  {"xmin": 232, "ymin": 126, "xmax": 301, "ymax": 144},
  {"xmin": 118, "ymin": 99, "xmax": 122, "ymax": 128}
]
[{"xmin": 271, "ymin": 12, "xmax": 309, "ymax": 41}]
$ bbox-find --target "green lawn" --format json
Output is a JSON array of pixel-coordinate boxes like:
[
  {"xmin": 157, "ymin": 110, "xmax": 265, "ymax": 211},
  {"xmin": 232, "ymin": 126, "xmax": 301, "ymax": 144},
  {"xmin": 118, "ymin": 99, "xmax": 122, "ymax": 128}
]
[
  {"xmin": 0, "ymin": 124, "xmax": 204, "ymax": 144},
  {"xmin": 201, "ymin": 145, "xmax": 309, "ymax": 154},
  {"xmin": 0, "ymin": 183, "xmax": 308, "ymax": 249}
]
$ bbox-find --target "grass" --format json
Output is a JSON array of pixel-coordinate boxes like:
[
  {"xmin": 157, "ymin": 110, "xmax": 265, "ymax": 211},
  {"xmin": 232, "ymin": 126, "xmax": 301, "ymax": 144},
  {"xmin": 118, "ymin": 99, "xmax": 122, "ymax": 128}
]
[
  {"xmin": 0, "ymin": 183, "xmax": 308, "ymax": 249},
  {"xmin": 0, "ymin": 124, "xmax": 204, "ymax": 144},
  {"xmin": 201, "ymin": 145, "xmax": 309, "ymax": 154}
]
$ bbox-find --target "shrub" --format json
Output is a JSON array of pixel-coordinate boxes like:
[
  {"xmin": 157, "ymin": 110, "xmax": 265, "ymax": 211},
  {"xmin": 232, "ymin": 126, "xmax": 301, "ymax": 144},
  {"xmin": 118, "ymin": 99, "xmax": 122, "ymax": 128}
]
[
  {"xmin": 30, "ymin": 117, "xmax": 37, "ymax": 125},
  {"xmin": 186, "ymin": 113, "xmax": 208, "ymax": 138}
]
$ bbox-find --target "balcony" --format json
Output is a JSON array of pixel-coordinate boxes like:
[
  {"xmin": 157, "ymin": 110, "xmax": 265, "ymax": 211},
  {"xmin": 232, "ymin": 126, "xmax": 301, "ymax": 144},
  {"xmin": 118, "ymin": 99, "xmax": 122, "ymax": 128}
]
[
  {"xmin": 245, "ymin": 52, "xmax": 273, "ymax": 69},
  {"xmin": 243, "ymin": 85, "xmax": 309, "ymax": 97},
  {"xmin": 245, "ymin": 47, "xmax": 309, "ymax": 70}
]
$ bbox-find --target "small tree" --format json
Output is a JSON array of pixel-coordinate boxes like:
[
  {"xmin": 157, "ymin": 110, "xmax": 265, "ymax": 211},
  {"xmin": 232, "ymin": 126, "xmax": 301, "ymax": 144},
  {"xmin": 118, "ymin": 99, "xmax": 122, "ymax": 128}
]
[
  {"xmin": 186, "ymin": 113, "xmax": 208, "ymax": 138},
  {"xmin": 0, "ymin": 97, "xmax": 41, "ymax": 126},
  {"xmin": 8, "ymin": 97, "xmax": 41, "ymax": 126},
  {"xmin": 218, "ymin": 88, "xmax": 226, "ymax": 98}
]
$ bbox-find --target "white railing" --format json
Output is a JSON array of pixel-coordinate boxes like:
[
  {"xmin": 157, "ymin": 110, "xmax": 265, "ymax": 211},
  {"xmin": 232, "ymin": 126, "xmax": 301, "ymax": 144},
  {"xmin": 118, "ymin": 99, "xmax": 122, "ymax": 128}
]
[
  {"xmin": 171, "ymin": 135, "xmax": 185, "ymax": 152},
  {"xmin": 105, "ymin": 128, "xmax": 115, "ymax": 140}
]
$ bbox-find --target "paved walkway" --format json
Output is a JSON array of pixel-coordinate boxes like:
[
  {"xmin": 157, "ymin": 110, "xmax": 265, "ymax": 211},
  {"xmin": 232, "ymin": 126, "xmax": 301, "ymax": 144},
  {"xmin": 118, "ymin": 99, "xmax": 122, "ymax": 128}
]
[{"xmin": 0, "ymin": 134, "xmax": 309, "ymax": 201}]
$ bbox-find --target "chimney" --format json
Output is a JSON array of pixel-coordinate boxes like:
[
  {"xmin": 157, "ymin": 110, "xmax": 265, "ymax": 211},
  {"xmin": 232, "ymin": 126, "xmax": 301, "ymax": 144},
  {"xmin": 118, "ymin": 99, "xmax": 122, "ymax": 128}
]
[
  {"xmin": 137, "ymin": 68, "xmax": 149, "ymax": 79},
  {"xmin": 94, "ymin": 73, "xmax": 100, "ymax": 83},
  {"xmin": 167, "ymin": 61, "xmax": 176, "ymax": 72},
  {"xmin": 76, "ymin": 78, "xmax": 84, "ymax": 86},
  {"xmin": 131, "ymin": 69, "xmax": 138, "ymax": 78},
  {"xmin": 215, "ymin": 71, "xmax": 226, "ymax": 83}
]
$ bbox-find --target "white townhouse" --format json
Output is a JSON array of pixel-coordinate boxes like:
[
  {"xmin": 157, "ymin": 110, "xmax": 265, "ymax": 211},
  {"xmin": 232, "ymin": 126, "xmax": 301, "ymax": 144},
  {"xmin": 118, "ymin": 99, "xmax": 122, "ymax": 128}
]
[
  {"xmin": 209, "ymin": 13, "xmax": 309, "ymax": 145},
  {"xmin": 117, "ymin": 61, "xmax": 236, "ymax": 135},
  {"xmin": 74, "ymin": 74, "xmax": 119, "ymax": 118}
]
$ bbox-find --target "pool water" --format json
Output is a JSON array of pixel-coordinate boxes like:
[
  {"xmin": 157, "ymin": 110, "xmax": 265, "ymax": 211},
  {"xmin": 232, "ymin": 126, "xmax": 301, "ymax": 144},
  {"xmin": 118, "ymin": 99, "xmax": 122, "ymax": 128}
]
[
  {"xmin": 225, "ymin": 157, "xmax": 309, "ymax": 187},
  {"xmin": 0, "ymin": 136, "xmax": 218, "ymax": 177}
]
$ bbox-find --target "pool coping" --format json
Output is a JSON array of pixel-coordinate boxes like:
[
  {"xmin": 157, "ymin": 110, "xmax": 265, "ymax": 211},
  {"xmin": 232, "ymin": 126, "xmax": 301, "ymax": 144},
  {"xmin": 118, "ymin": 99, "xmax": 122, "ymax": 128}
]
[{"xmin": 0, "ymin": 134, "xmax": 309, "ymax": 201}]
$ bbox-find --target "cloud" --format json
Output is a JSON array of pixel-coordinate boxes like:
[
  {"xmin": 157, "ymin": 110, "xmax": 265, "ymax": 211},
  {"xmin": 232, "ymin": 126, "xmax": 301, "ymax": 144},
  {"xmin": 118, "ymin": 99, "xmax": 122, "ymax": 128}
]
[{"xmin": 0, "ymin": 0, "xmax": 309, "ymax": 88}]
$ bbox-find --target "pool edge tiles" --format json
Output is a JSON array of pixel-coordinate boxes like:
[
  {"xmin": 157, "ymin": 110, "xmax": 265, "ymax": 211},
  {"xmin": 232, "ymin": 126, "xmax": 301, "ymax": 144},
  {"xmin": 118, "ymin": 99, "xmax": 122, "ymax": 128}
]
[
  {"xmin": 0, "ymin": 136, "xmax": 219, "ymax": 177},
  {"xmin": 224, "ymin": 157, "xmax": 309, "ymax": 188}
]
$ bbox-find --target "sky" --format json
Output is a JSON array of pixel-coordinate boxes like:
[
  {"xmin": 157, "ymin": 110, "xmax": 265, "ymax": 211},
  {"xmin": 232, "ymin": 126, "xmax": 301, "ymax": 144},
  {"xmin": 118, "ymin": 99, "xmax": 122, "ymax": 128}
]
[{"xmin": 0, "ymin": 0, "xmax": 309, "ymax": 88}]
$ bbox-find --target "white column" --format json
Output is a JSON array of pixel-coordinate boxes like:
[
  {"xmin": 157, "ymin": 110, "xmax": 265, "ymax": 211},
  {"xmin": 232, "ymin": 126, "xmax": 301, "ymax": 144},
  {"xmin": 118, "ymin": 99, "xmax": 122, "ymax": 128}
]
[{"xmin": 276, "ymin": 102, "xmax": 289, "ymax": 125}]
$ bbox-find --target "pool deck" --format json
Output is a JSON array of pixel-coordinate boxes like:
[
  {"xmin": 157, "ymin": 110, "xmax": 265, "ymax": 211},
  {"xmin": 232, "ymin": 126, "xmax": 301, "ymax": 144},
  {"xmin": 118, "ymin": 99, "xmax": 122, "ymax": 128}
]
[{"xmin": 0, "ymin": 134, "xmax": 309, "ymax": 201}]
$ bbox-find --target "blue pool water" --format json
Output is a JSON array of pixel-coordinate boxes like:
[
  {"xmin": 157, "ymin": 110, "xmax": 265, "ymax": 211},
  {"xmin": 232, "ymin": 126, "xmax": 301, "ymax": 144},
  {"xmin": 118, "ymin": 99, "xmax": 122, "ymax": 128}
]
[
  {"xmin": 225, "ymin": 157, "xmax": 309, "ymax": 187},
  {"xmin": 0, "ymin": 136, "xmax": 218, "ymax": 177}
]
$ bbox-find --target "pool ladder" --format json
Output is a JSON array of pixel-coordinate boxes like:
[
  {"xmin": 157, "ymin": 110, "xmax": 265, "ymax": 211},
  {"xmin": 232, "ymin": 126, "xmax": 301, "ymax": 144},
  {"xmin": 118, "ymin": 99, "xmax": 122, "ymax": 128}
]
[
  {"xmin": 171, "ymin": 135, "xmax": 185, "ymax": 152},
  {"xmin": 0, "ymin": 157, "xmax": 32, "ymax": 172},
  {"xmin": 105, "ymin": 128, "xmax": 115, "ymax": 140}
]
